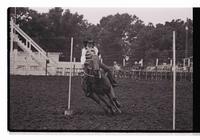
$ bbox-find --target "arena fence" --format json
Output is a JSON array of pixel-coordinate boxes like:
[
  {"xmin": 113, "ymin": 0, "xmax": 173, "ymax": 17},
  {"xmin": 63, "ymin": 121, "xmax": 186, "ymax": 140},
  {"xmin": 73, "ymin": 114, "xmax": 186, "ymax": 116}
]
[
  {"xmin": 113, "ymin": 70, "xmax": 193, "ymax": 82},
  {"xmin": 60, "ymin": 68, "xmax": 193, "ymax": 82}
]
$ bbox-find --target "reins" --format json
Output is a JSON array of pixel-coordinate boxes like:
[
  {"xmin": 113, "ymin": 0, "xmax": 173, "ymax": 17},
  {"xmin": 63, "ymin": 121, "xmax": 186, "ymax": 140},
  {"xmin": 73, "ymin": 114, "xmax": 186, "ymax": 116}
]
[
  {"xmin": 83, "ymin": 71, "xmax": 95, "ymax": 78},
  {"xmin": 83, "ymin": 70, "xmax": 107, "ymax": 79}
]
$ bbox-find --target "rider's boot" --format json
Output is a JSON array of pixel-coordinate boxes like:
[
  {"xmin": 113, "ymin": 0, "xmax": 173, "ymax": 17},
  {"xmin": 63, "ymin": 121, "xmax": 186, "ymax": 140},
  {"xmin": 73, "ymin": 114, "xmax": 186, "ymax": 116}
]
[{"xmin": 112, "ymin": 97, "xmax": 121, "ymax": 108}]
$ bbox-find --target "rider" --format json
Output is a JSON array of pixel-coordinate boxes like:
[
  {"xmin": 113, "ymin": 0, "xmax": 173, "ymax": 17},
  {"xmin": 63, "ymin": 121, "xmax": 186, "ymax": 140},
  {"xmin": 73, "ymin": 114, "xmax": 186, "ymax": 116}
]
[
  {"xmin": 81, "ymin": 39, "xmax": 120, "ymax": 107},
  {"xmin": 81, "ymin": 39, "xmax": 118, "ymax": 86}
]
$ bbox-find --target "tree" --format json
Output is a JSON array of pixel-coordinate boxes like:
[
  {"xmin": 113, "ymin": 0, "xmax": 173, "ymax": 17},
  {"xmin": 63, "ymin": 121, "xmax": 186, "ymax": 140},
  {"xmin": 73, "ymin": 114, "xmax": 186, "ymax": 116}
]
[
  {"xmin": 9, "ymin": 7, "xmax": 90, "ymax": 61},
  {"xmin": 9, "ymin": 8, "xmax": 193, "ymax": 65},
  {"xmin": 98, "ymin": 13, "xmax": 144, "ymax": 65}
]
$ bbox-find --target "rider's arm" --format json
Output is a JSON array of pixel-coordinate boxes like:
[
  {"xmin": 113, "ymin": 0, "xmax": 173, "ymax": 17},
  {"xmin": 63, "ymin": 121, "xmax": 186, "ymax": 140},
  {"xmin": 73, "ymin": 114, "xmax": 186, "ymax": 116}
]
[{"xmin": 80, "ymin": 48, "xmax": 86, "ymax": 65}]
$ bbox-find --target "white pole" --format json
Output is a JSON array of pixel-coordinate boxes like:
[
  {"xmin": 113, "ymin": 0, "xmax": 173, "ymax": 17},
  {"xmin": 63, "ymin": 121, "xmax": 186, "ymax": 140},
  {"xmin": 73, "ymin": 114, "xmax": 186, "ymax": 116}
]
[
  {"xmin": 68, "ymin": 37, "xmax": 73, "ymax": 110},
  {"xmin": 123, "ymin": 58, "xmax": 125, "ymax": 67},
  {"xmin": 170, "ymin": 59, "xmax": 173, "ymax": 66},
  {"xmin": 156, "ymin": 58, "xmax": 158, "ymax": 67},
  {"xmin": 141, "ymin": 59, "xmax": 143, "ymax": 67},
  {"xmin": 173, "ymin": 31, "xmax": 176, "ymax": 130}
]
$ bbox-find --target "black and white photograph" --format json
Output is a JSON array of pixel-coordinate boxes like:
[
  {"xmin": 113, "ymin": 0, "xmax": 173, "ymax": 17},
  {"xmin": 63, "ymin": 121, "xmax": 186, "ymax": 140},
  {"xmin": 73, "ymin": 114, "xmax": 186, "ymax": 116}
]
[{"xmin": 8, "ymin": 7, "xmax": 193, "ymax": 132}]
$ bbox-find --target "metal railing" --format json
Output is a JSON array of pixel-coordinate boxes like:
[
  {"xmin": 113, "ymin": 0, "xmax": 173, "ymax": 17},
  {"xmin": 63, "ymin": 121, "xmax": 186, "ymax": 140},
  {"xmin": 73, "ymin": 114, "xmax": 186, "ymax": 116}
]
[{"xmin": 10, "ymin": 18, "xmax": 57, "ymax": 66}]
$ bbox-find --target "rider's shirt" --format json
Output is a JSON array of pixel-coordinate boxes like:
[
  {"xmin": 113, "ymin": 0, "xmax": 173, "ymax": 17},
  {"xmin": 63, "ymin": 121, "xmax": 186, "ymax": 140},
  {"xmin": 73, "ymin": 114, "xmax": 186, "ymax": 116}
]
[{"xmin": 81, "ymin": 46, "xmax": 99, "ymax": 65}]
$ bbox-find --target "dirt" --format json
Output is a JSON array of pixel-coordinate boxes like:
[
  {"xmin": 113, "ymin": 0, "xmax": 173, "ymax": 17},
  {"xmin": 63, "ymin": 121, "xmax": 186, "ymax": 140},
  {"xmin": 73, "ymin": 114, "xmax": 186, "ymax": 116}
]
[{"xmin": 9, "ymin": 75, "xmax": 193, "ymax": 131}]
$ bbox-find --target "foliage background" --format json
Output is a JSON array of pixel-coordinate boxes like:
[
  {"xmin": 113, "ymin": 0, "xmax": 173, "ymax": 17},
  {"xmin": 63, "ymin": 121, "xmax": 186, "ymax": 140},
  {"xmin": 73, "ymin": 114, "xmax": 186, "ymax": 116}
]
[{"xmin": 9, "ymin": 7, "xmax": 193, "ymax": 66}]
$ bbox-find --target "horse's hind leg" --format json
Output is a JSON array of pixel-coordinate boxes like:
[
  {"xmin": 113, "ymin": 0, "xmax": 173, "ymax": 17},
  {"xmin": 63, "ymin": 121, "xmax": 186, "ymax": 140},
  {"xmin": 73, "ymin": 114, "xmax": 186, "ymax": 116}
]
[
  {"xmin": 88, "ymin": 93, "xmax": 110, "ymax": 114},
  {"xmin": 96, "ymin": 93, "xmax": 116, "ymax": 115}
]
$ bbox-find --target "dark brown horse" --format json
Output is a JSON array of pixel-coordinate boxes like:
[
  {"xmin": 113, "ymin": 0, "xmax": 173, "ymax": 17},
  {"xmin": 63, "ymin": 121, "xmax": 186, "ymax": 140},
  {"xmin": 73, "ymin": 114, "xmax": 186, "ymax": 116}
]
[{"xmin": 81, "ymin": 68, "xmax": 121, "ymax": 115}]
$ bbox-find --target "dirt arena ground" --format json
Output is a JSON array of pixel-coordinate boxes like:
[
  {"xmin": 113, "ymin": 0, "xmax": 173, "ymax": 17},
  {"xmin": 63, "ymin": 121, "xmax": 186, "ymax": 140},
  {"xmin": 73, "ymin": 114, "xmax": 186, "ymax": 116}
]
[{"xmin": 9, "ymin": 76, "xmax": 193, "ymax": 131}]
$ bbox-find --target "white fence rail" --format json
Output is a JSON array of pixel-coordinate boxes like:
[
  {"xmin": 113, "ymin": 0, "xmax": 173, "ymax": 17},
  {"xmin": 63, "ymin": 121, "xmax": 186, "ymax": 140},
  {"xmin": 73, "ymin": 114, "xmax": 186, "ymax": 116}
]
[{"xmin": 113, "ymin": 70, "xmax": 193, "ymax": 82}]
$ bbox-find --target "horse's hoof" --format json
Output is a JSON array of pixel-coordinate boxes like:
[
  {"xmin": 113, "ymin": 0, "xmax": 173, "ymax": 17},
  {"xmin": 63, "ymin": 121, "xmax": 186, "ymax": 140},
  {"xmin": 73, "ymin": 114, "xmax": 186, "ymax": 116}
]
[
  {"xmin": 109, "ymin": 107, "xmax": 117, "ymax": 115},
  {"xmin": 114, "ymin": 100, "xmax": 121, "ymax": 108}
]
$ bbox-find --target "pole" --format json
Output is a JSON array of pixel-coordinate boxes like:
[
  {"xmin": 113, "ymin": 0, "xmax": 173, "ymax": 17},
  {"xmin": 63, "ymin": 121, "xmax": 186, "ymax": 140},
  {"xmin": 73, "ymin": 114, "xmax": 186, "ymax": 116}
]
[
  {"xmin": 156, "ymin": 58, "xmax": 158, "ymax": 67},
  {"xmin": 170, "ymin": 59, "xmax": 172, "ymax": 66},
  {"xmin": 173, "ymin": 31, "xmax": 176, "ymax": 130},
  {"xmin": 156, "ymin": 58, "xmax": 158, "ymax": 80},
  {"xmin": 123, "ymin": 58, "xmax": 125, "ymax": 67},
  {"xmin": 65, "ymin": 37, "xmax": 73, "ymax": 116},
  {"xmin": 68, "ymin": 37, "xmax": 73, "ymax": 109},
  {"xmin": 45, "ymin": 52, "xmax": 48, "ymax": 76},
  {"xmin": 141, "ymin": 59, "xmax": 143, "ymax": 67},
  {"xmin": 185, "ymin": 20, "xmax": 188, "ymax": 58}
]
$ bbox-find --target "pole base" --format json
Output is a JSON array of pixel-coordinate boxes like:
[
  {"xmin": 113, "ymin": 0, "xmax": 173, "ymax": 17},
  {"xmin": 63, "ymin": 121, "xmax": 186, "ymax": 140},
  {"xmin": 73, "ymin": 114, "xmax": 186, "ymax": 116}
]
[{"xmin": 64, "ymin": 109, "xmax": 73, "ymax": 116}]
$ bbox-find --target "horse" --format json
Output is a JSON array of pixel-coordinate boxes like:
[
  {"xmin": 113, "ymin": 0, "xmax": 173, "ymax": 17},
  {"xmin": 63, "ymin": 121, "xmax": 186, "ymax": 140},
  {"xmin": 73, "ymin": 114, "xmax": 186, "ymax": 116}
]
[{"xmin": 81, "ymin": 67, "xmax": 122, "ymax": 115}]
